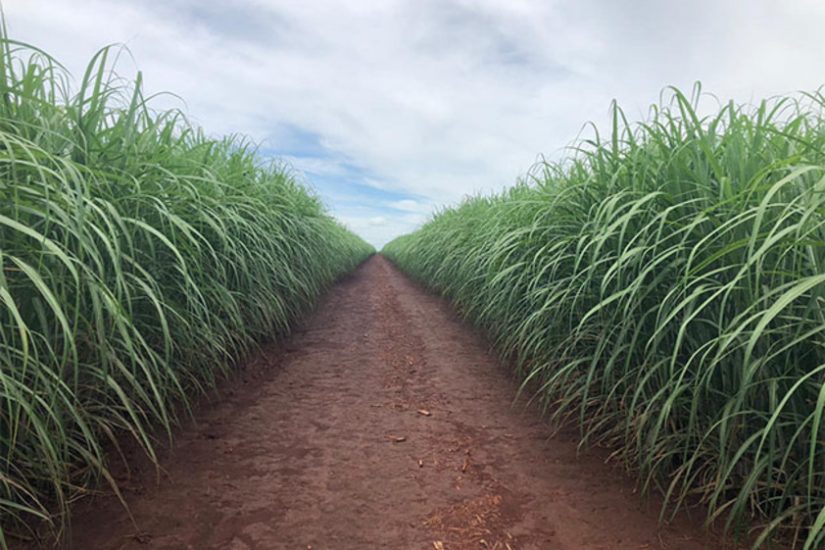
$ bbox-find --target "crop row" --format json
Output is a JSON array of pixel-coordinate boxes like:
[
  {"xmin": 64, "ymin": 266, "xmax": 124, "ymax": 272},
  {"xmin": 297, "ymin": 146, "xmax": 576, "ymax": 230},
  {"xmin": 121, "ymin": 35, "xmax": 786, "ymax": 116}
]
[
  {"xmin": 0, "ymin": 38, "xmax": 372, "ymax": 545},
  {"xmin": 385, "ymin": 86, "xmax": 825, "ymax": 548}
]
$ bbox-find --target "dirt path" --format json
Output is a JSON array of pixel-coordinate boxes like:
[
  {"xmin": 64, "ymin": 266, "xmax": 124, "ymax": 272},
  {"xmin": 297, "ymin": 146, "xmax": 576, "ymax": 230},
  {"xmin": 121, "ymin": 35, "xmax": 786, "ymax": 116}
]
[{"xmin": 66, "ymin": 255, "xmax": 722, "ymax": 550}]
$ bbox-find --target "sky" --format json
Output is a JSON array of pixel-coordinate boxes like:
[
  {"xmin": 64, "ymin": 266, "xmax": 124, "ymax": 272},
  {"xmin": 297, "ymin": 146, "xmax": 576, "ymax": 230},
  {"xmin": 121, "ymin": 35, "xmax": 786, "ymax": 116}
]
[{"xmin": 7, "ymin": 0, "xmax": 825, "ymax": 247}]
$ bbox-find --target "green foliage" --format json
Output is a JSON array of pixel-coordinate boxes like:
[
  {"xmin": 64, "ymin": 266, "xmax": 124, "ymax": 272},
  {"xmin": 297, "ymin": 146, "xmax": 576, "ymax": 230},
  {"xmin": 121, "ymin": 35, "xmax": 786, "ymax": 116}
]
[
  {"xmin": 384, "ymin": 85, "xmax": 825, "ymax": 548},
  {"xmin": 0, "ymin": 36, "xmax": 372, "ymax": 544}
]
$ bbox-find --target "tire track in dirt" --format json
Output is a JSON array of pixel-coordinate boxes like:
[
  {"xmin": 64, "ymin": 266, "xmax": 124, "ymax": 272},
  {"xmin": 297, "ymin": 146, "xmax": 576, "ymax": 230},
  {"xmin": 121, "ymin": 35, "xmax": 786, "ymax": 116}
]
[{"xmin": 62, "ymin": 255, "xmax": 725, "ymax": 549}]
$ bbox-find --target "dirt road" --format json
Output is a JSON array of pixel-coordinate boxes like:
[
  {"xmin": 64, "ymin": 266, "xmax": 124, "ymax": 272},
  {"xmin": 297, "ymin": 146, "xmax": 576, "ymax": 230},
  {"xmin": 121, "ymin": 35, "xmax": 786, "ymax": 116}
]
[{"xmin": 67, "ymin": 255, "xmax": 721, "ymax": 549}]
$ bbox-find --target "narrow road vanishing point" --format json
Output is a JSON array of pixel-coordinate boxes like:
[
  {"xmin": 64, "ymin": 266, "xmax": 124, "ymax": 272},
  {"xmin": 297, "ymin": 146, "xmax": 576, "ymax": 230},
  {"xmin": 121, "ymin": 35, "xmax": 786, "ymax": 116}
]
[{"xmin": 67, "ymin": 255, "xmax": 724, "ymax": 550}]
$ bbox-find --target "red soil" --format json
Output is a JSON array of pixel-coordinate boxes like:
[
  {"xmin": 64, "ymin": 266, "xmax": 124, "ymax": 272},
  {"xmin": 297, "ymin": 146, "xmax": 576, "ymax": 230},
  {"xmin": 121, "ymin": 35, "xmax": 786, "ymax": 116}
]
[{"xmin": 62, "ymin": 255, "xmax": 728, "ymax": 549}]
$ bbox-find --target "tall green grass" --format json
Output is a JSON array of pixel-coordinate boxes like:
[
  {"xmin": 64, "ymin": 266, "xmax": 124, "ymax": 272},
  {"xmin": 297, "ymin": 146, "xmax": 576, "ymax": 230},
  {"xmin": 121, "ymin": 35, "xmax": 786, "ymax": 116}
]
[
  {"xmin": 384, "ymin": 85, "xmax": 825, "ymax": 548},
  {"xmin": 0, "ymin": 35, "xmax": 372, "ymax": 544}
]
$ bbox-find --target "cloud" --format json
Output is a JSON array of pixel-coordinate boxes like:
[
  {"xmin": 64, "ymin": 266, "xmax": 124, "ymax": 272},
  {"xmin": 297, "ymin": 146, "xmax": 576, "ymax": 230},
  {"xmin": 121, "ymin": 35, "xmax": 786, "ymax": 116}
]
[
  {"xmin": 8, "ymin": 1, "xmax": 825, "ymax": 246},
  {"xmin": 387, "ymin": 200, "xmax": 434, "ymax": 214}
]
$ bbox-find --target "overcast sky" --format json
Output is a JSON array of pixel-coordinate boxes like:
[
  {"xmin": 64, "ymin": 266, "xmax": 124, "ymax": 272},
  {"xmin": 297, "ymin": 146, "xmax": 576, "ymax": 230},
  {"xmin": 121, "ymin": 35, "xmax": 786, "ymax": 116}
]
[{"xmin": 8, "ymin": 1, "xmax": 825, "ymax": 247}]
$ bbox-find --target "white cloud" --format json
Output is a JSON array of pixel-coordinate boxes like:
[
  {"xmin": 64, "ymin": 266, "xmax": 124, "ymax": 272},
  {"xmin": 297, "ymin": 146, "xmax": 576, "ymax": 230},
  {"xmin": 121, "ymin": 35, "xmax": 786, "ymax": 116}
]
[
  {"xmin": 279, "ymin": 155, "xmax": 351, "ymax": 179},
  {"xmin": 387, "ymin": 199, "xmax": 434, "ymax": 214},
  {"xmin": 7, "ymin": 0, "xmax": 825, "ymax": 246}
]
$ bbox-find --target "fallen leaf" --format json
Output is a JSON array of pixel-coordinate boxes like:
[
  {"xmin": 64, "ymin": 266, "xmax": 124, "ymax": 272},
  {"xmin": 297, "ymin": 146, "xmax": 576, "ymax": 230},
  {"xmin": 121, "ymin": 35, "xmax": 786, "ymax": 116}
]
[
  {"xmin": 386, "ymin": 435, "xmax": 406, "ymax": 443},
  {"xmin": 417, "ymin": 409, "xmax": 432, "ymax": 416}
]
